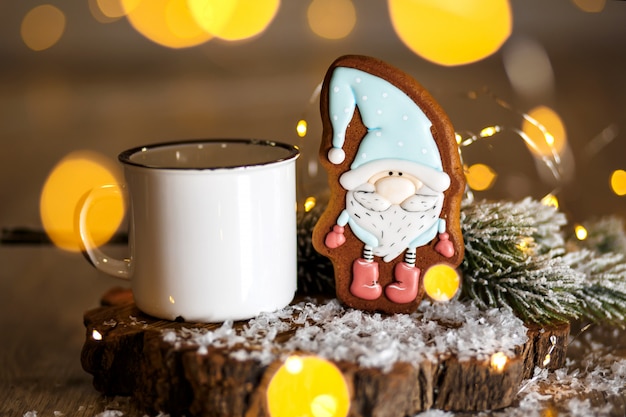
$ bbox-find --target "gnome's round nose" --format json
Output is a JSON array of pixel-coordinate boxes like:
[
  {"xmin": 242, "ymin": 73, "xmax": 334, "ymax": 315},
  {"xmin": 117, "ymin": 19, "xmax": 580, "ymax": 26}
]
[{"xmin": 374, "ymin": 175, "xmax": 416, "ymax": 205}]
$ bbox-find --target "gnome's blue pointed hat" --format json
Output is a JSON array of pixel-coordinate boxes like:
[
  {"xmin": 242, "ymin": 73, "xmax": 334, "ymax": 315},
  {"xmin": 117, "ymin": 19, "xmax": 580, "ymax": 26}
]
[{"xmin": 327, "ymin": 67, "xmax": 450, "ymax": 193}]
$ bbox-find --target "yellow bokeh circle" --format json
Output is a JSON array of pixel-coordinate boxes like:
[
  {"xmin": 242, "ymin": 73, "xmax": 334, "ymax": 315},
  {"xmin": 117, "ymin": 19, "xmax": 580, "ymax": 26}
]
[
  {"xmin": 388, "ymin": 0, "xmax": 512, "ymax": 66},
  {"xmin": 21, "ymin": 5, "xmax": 66, "ymax": 51},
  {"xmin": 122, "ymin": 0, "xmax": 213, "ymax": 48},
  {"xmin": 521, "ymin": 105, "xmax": 567, "ymax": 157},
  {"xmin": 465, "ymin": 163, "xmax": 497, "ymax": 191},
  {"xmin": 188, "ymin": 0, "xmax": 280, "ymax": 41},
  {"xmin": 610, "ymin": 169, "xmax": 626, "ymax": 196},
  {"xmin": 40, "ymin": 151, "xmax": 125, "ymax": 252},
  {"xmin": 307, "ymin": 0, "xmax": 356, "ymax": 40},
  {"xmin": 97, "ymin": 0, "xmax": 131, "ymax": 18},
  {"xmin": 267, "ymin": 356, "xmax": 350, "ymax": 417},
  {"xmin": 423, "ymin": 264, "xmax": 460, "ymax": 302},
  {"xmin": 572, "ymin": 0, "xmax": 605, "ymax": 13}
]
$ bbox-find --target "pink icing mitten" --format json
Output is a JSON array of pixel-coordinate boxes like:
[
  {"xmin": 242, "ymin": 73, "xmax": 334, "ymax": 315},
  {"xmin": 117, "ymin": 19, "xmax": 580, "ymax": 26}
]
[
  {"xmin": 325, "ymin": 225, "xmax": 346, "ymax": 248},
  {"xmin": 435, "ymin": 233, "xmax": 455, "ymax": 258}
]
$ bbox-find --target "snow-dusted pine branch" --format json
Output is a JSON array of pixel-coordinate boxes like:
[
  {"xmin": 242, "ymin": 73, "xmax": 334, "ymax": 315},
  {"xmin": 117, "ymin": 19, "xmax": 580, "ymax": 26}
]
[
  {"xmin": 460, "ymin": 199, "xmax": 626, "ymax": 326},
  {"xmin": 460, "ymin": 198, "xmax": 584, "ymax": 324},
  {"xmin": 563, "ymin": 250, "xmax": 626, "ymax": 326}
]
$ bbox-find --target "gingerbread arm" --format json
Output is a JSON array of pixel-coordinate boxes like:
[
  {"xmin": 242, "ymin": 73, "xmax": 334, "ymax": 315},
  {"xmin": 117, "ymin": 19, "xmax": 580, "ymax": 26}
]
[
  {"xmin": 325, "ymin": 210, "xmax": 349, "ymax": 248},
  {"xmin": 435, "ymin": 219, "xmax": 455, "ymax": 258}
]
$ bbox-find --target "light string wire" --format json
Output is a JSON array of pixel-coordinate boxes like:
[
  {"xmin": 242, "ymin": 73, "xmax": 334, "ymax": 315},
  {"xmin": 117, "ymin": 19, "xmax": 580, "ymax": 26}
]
[{"xmin": 454, "ymin": 88, "xmax": 564, "ymax": 204}]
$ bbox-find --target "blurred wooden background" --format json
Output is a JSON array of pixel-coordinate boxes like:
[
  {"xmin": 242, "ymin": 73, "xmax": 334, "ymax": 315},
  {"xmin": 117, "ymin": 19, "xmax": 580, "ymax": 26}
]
[{"xmin": 1, "ymin": 0, "xmax": 625, "ymax": 230}]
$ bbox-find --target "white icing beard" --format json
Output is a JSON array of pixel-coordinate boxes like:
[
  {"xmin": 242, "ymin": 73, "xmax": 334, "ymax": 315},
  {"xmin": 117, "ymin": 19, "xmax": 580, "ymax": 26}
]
[{"xmin": 346, "ymin": 182, "xmax": 443, "ymax": 262}]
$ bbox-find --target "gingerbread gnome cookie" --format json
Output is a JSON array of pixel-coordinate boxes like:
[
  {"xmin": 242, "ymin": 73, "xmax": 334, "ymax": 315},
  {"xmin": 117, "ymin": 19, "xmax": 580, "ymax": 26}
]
[{"xmin": 312, "ymin": 55, "xmax": 465, "ymax": 314}]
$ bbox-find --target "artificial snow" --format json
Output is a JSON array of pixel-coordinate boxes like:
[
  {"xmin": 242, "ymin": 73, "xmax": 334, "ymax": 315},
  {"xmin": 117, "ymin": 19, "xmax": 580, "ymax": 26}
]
[
  {"xmin": 415, "ymin": 410, "xmax": 454, "ymax": 417},
  {"xmin": 465, "ymin": 325, "xmax": 626, "ymax": 417},
  {"xmin": 162, "ymin": 298, "xmax": 528, "ymax": 372},
  {"xmin": 93, "ymin": 411, "xmax": 124, "ymax": 417}
]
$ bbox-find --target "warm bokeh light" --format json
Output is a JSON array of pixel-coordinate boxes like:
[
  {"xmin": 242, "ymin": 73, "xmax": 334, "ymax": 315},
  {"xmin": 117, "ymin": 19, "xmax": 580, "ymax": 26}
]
[
  {"xmin": 610, "ymin": 169, "xmax": 626, "ymax": 196},
  {"xmin": 516, "ymin": 237, "xmax": 532, "ymax": 253},
  {"xmin": 296, "ymin": 119, "xmax": 308, "ymax": 137},
  {"xmin": 479, "ymin": 125, "xmax": 501, "ymax": 138},
  {"xmin": 541, "ymin": 193, "xmax": 559, "ymax": 209},
  {"xmin": 21, "ymin": 5, "xmax": 66, "ymax": 51},
  {"xmin": 542, "ymin": 335, "xmax": 557, "ymax": 366},
  {"xmin": 100, "ymin": 0, "xmax": 134, "ymax": 17},
  {"xmin": 490, "ymin": 352, "xmax": 508, "ymax": 372},
  {"xmin": 186, "ymin": 0, "xmax": 237, "ymax": 39},
  {"xmin": 465, "ymin": 163, "xmax": 497, "ymax": 191},
  {"xmin": 40, "ymin": 151, "xmax": 125, "ymax": 252},
  {"xmin": 502, "ymin": 36, "xmax": 554, "ymax": 99},
  {"xmin": 267, "ymin": 356, "xmax": 350, "ymax": 417},
  {"xmin": 89, "ymin": 0, "xmax": 117, "ymax": 23},
  {"xmin": 188, "ymin": 0, "xmax": 280, "ymax": 41},
  {"xmin": 307, "ymin": 0, "xmax": 356, "ymax": 40},
  {"xmin": 388, "ymin": 0, "xmax": 512, "ymax": 66},
  {"xmin": 575, "ymin": 224, "xmax": 588, "ymax": 241},
  {"xmin": 423, "ymin": 264, "xmax": 460, "ymax": 302},
  {"xmin": 543, "ymin": 352, "xmax": 552, "ymax": 366},
  {"xmin": 89, "ymin": 0, "xmax": 136, "ymax": 22},
  {"xmin": 304, "ymin": 196, "xmax": 317, "ymax": 212},
  {"xmin": 521, "ymin": 106, "xmax": 567, "ymax": 157},
  {"xmin": 572, "ymin": 0, "xmax": 606, "ymax": 13},
  {"xmin": 123, "ymin": 0, "xmax": 213, "ymax": 48}
]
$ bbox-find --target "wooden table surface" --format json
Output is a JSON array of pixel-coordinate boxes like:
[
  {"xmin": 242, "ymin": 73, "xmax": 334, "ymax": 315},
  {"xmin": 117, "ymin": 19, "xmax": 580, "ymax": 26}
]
[
  {"xmin": 0, "ymin": 244, "xmax": 139, "ymax": 416},
  {"xmin": 1, "ymin": 242, "xmax": 626, "ymax": 417}
]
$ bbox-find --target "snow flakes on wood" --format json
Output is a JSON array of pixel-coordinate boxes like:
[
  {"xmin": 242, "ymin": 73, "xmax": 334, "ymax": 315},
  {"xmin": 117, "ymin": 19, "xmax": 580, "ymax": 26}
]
[{"xmin": 162, "ymin": 298, "xmax": 528, "ymax": 372}]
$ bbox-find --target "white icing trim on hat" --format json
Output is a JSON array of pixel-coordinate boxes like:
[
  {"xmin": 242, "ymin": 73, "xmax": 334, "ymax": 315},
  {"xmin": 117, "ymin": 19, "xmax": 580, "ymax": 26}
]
[{"xmin": 339, "ymin": 158, "xmax": 450, "ymax": 192}]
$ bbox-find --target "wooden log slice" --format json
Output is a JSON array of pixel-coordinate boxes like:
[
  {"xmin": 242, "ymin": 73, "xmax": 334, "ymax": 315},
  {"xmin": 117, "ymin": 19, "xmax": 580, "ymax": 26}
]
[{"xmin": 82, "ymin": 288, "xmax": 569, "ymax": 416}]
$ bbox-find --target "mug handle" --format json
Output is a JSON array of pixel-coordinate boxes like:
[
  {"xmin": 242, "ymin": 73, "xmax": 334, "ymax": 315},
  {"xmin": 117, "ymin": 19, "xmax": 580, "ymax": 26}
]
[{"xmin": 79, "ymin": 184, "xmax": 131, "ymax": 280}]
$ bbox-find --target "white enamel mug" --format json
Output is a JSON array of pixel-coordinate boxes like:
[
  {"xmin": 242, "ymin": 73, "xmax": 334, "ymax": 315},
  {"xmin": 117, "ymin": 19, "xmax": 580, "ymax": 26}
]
[{"xmin": 79, "ymin": 139, "xmax": 300, "ymax": 322}]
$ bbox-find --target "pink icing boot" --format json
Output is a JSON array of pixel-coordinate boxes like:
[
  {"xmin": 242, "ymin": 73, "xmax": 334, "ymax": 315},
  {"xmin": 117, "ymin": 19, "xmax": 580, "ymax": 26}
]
[
  {"xmin": 350, "ymin": 259, "xmax": 382, "ymax": 300},
  {"xmin": 385, "ymin": 262, "xmax": 420, "ymax": 304}
]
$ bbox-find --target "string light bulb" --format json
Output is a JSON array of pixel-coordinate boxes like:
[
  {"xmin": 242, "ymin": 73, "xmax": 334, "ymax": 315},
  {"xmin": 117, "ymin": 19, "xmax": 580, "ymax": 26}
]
[
  {"xmin": 574, "ymin": 224, "xmax": 588, "ymax": 241},
  {"xmin": 516, "ymin": 237, "xmax": 533, "ymax": 253},
  {"xmin": 304, "ymin": 196, "xmax": 317, "ymax": 212},
  {"xmin": 542, "ymin": 335, "xmax": 558, "ymax": 367},
  {"xmin": 297, "ymin": 119, "xmax": 308, "ymax": 138},
  {"xmin": 541, "ymin": 194, "xmax": 559, "ymax": 209},
  {"xmin": 490, "ymin": 352, "xmax": 508, "ymax": 372},
  {"xmin": 479, "ymin": 125, "xmax": 501, "ymax": 138}
]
